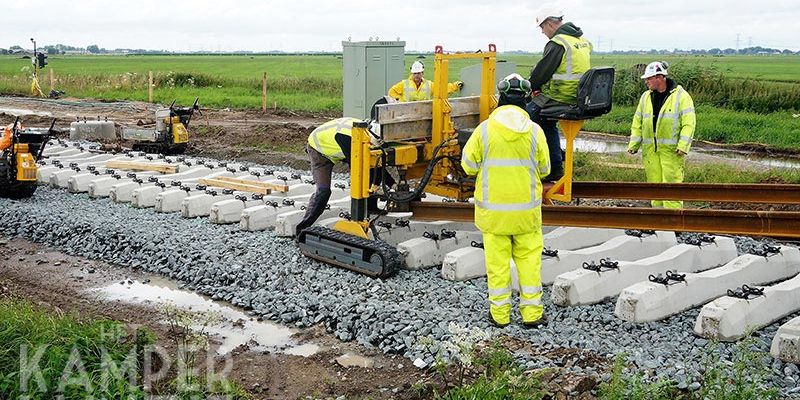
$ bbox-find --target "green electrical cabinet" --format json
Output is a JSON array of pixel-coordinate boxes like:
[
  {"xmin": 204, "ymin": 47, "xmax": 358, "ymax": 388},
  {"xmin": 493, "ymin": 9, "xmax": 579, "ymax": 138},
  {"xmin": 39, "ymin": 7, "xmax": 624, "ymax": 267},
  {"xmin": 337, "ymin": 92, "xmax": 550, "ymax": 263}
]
[{"xmin": 342, "ymin": 40, "xmax": 405, "ymax": 119}]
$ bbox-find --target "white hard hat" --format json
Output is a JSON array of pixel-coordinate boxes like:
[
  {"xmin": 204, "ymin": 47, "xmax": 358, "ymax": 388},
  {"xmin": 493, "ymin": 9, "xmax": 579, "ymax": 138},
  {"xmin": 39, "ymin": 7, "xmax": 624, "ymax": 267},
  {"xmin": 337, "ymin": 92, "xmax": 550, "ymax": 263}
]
[
  {"xmin": 410, "ymin": 60, "xmax": 424, "ymax": 74},
  {"xmin": 641, "ymin": 61, "xmax": 669, "ymax": 79},
  {"xmin": 535, "ymin": 4, "xmax": 564, "ymax": 27}
]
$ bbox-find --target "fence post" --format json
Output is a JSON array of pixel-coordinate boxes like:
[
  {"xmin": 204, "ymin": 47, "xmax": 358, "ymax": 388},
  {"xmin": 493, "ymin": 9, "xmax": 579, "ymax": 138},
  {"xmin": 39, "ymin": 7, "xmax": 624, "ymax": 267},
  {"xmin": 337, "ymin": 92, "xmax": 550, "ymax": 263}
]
[
  {"xmin": 148, "ymin": 71, "xmax": 153, "ymax": 103},
  {"xmin": 49, "ymin": 69, "xmax": 54, "ymax": 91},
  {"xmin": 262, "ymin": 72, "xmax": 267, "ymax": 112}
]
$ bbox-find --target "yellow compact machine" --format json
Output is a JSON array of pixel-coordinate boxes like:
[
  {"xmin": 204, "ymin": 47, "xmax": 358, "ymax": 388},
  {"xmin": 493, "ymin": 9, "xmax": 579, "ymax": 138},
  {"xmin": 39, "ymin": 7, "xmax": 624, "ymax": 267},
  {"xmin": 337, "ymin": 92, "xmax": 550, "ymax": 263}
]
[
  {"xmin": 0, "ymin": 118, "xmax": 55, "ymax": 199},
  {"xmin": 130, "ymin": 99, "xmax": 199, "ymax": 155},
  {"xmin": 297, "ymin": 45, "xmax": 613, "ymax": 278}
]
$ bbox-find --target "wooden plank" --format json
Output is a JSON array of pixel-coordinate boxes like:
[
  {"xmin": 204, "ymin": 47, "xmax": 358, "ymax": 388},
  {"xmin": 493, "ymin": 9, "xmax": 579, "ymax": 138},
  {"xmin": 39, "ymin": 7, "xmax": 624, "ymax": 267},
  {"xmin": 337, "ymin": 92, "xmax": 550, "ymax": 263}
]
[
  {"xmin": 376, "ymin": 96, "xmax": 481, "ymax": 124},
  {"xmin": 377, "ymin": 96, "xmax": 483, "ymax": 141},
  {"xmin": 213, "ymin": 176, "xmax": 289, "ymax": 193},
  {"xmin": 199, "ymin": 178, "xmax": 272, "ymax": 195},
  {"xmin": 105, "ymin": 161, "xmax": 178, "ymax": 174}
]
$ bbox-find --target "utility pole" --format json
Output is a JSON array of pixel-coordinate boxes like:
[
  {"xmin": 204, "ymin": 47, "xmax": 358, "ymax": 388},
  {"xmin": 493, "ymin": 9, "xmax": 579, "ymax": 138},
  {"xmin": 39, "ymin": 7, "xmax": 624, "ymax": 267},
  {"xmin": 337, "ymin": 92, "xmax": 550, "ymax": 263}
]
[
  {"xmin": 609, "ymin": 39, "xmax": 614, "ymax": 53},
  {"xmin": 748, "ymin": 36, "xmax": 753, "ymax": 48},
  {"xmin": 736, "ymin": 33, "xmax": 741, "ymax": 52}
]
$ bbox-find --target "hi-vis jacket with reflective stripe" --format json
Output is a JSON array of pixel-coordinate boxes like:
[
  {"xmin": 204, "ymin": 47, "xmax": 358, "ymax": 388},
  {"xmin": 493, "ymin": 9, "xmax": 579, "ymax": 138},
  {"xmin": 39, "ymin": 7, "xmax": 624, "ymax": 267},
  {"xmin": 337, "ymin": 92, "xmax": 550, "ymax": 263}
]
[
  {"xmin": 388, "ymin": 76, "xmax": 460, "ymax": 102},
  {"xmin": 628, "ymin": 86, "xmax": 696, "ymax": 154},
  {"xmin": 461, "ymin": 105, "xmax": 550, "ymax": 235},
  {"xmin": 307, "ymin": 117, "xmax": 359, "ymax": 163},
  {"xmin": 543, "ymin": 34, "xmax": 591, "ymax": 104}
]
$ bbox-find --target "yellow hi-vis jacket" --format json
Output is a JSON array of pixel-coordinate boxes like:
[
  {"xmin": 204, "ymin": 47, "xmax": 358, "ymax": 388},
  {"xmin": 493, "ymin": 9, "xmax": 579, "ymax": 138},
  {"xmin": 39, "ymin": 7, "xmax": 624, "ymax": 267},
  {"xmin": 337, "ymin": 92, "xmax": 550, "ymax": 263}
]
[
  {"xmin": 543, "ymin": 34, "xmax": 592, "ymax": 104},
  {"xmin": 307, "ymin": 117, "xmax": 359, "ymax": 163},
  {"xmin": 628, "ymin": 85, "xmax": 696, "ymax": 154},
  {"xmin": 388, "ymin": 75, "xmax": 460, "ymax": 102},
  {"xmin": 461, "ymin": 105, "xmax": 550, "ymax": 235}
]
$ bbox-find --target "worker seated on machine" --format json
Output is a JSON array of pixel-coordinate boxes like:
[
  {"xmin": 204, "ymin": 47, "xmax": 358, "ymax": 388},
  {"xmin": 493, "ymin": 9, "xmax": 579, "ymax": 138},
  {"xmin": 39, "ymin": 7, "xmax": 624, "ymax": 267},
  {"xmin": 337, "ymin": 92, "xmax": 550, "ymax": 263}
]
[
  {"xmin": 295, "ymin": 115, "xmax": 392, "ymax": 237},
  {"xmin": 388, "ymin": 60, "xmax": 463, "ymax": 102}
]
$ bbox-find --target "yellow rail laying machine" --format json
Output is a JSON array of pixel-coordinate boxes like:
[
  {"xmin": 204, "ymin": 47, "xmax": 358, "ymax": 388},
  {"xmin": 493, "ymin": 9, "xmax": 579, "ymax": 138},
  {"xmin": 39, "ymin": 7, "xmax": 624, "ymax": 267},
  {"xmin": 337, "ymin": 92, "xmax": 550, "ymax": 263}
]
[{"xmin": 297, "ymin": 44, "xmax": 614, "ymax": 278}]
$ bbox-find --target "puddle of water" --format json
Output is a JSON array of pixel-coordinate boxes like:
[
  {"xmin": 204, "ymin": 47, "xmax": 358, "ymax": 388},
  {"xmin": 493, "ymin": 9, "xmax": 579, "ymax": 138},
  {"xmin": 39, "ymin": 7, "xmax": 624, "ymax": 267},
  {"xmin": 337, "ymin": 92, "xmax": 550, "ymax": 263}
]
[
  {"xmin": 565, "ymin": 135, "xmax": 800, "ymax": 169},
  {"xmin": 0, "ymin": 107, "xmax": 53, "ymax": 117},
  {"xmin": 335, "ymin": 352, "xmax": 375, "ymax": 368},
  {"xmin": 92, "ymin": 279, "xmax": 321, "ymax": 357}
]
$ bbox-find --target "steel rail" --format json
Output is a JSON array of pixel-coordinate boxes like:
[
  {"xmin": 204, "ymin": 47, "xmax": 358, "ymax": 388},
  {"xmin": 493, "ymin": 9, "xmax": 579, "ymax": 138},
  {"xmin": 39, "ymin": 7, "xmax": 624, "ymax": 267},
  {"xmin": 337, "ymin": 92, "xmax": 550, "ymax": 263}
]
[
  {"xmin": 408, "ymin": 202, "xmax": 800, "ymax": 238},
  {"xmin": 570, "ymin": 182, "xmax": 800, "ymax": 204}
]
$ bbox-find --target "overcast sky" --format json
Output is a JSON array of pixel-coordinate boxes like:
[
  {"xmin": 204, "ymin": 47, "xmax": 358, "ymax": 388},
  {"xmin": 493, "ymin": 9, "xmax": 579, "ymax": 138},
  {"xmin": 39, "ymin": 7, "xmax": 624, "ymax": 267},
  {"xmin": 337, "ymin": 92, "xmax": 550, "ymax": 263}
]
[{"xmin": 3, "ymin": 0, "xmax": 799, "ymax": 52}]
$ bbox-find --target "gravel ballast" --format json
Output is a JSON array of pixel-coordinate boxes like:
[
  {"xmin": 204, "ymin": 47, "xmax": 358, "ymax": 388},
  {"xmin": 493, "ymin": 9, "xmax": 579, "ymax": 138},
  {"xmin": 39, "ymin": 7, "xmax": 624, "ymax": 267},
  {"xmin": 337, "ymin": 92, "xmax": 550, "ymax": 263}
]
[{"xmin": 1, "ymin": 185, "xmax": 798, "ymax": 395}]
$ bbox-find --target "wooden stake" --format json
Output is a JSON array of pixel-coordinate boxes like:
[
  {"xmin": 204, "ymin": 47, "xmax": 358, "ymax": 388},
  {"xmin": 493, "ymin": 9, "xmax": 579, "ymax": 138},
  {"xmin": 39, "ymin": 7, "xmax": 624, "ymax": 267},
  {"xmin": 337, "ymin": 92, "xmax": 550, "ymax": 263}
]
[
  {"xmin": 261, "ymin": 72, "xmax": 267, "ymax": 113},
  {"xmin": 49, "ymin": 69, "xmax": 54, "ymax": 91},
  {"xmin": 148, "ymin": 71, "xmax": 153, "ymax": 103}
]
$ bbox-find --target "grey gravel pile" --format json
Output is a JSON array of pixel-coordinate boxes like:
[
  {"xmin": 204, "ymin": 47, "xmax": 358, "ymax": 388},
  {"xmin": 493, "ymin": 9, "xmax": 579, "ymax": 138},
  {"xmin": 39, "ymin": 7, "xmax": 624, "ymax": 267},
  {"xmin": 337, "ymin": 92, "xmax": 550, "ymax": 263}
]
[{"xmin": 1, "ymin": 187, "xmax": 798, "ymax": 395}]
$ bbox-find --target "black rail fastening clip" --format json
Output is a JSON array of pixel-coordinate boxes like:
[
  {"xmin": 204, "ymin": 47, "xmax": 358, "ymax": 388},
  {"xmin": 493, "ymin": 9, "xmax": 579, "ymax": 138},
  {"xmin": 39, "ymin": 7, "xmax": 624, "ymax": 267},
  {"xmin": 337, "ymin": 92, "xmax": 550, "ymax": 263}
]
[
  {"xmin": 542, "ymin": 247, "xmax": 559, "ymax": 257},
  {"xmin": 422, "ymin": 231, "xmax": 440, "ymax": 241},
  {"xmin": 471, "ymin": 241, "xmax": 484, "ymax": 249},
  {"xmin": 440, "ymin": 229, "xmax": 456, "ymax": 239},
  {"xmin": 582, "ymin": 258, "xmax": 620, "ymax": 273},
  {"xmin": 625, "ymin": 229, "xmax": 656, "ymax": 238},
  {"xmin": 648, "ymin": 270, "xmax": 687, "ymax": 286},
  {"xmin": 395, "ymin": 219, "xmax": 410, "ymax": 228},
  {"xmin": 750, "ymin": 244, "xmax": 781, "ymax": 258},
  {"xmin": 685, "ymin": 234, "xmax": 716, "ymax": 247},
  {"xmin": 726, "ymin": 284, "xmax": 765, "ymax": 300}
]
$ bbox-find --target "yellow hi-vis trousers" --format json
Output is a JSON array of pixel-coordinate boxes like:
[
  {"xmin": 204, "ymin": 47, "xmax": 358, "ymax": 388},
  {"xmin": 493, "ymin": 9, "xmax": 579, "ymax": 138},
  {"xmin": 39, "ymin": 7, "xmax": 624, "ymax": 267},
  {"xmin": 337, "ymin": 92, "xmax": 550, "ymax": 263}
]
[
  {"xmin": 484, "ymin": 231, "xmax": 544, "ymax": 325},
  {"xmin": 642, "ymin": 146, "xmax": 685, "ymax": 209}
]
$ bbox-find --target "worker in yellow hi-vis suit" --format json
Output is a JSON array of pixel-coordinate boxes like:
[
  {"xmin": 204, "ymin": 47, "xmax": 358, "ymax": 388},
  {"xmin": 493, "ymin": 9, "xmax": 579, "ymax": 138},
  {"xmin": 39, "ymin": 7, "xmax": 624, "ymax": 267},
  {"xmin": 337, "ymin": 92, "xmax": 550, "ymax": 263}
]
[
  {"xmin": 388, "ymin": 61, "xmax": 463, "ymax": 102},
  {"xmin": 461, "ymin": 73, "xmax": 550, "ymax": 328},
  {"xmin": 628, "ymin": 61, "xmax": 696, "ymax": 209}
]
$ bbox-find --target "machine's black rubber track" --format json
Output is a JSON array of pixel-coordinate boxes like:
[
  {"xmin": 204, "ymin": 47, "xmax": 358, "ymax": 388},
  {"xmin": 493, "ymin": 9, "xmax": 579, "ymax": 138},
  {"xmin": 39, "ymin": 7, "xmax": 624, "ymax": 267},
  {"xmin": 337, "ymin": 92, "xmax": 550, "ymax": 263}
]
[
  {"xmin": 0, "ymin": 154, "xmax": 37, "ymax": 199},
  {"xmin": 298, "ymin": 225, "xmax": 402, "ymax": 279}
]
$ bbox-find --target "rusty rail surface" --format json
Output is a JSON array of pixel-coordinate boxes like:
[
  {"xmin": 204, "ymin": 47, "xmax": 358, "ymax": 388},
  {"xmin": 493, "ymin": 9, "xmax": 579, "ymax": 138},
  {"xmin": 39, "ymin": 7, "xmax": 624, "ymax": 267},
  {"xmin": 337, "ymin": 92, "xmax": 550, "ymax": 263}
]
[
  {"xmin": 571, "ymin": 182, "xmax": 800, "ymax": 204},
  {"xmin": 409, "ymin": 202, "xmax": 800, "ymax": 238}
]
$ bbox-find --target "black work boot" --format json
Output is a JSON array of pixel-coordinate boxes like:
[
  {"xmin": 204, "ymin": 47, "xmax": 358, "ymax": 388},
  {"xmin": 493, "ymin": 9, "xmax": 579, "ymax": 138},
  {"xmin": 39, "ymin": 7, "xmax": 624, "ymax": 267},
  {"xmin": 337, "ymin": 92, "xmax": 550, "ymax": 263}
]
[{"xmin": 522, "ymin": 314, "xmax": 548, "ymax": 329}]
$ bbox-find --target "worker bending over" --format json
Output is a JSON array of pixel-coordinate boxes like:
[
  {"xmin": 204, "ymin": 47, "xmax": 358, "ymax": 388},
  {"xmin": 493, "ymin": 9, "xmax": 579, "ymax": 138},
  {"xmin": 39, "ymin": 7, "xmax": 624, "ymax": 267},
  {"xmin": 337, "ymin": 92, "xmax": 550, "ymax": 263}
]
[
  {"xmin": 461, "ymin": 73, "xmax": 550, "ymax": 328},
  {"xmin": 527, "ymin": 4, "xmax": 591, "ymax": 182},
  {"xmin": 628, "ymin": 61, "xmax": 696, "ymax": 209},
  {"xmin": 295, "ymin": 117, "xmax": 389, "ymax": 236},
  {"xmin": 388, "ymin": 61, "xmax": 463, "ymax": 102},
  {"xmin": 0, "ymin": 123, "xmax": 17, "ymax": 151}
]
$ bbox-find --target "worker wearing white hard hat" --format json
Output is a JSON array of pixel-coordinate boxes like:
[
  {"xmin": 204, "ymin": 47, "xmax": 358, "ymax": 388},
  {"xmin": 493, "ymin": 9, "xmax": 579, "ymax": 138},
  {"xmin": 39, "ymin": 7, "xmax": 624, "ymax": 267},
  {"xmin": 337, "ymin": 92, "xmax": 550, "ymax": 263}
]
[
  {"xmin": 388, "ymin": 60, "xmax": 463, "ymax": 102},
  {"xmin": 628, "ymin": 61, "xmax": 696, "ymax": 209},
  {"xmin": 526, "ymin": 3, "xmax": 592, "ymax": 183}
]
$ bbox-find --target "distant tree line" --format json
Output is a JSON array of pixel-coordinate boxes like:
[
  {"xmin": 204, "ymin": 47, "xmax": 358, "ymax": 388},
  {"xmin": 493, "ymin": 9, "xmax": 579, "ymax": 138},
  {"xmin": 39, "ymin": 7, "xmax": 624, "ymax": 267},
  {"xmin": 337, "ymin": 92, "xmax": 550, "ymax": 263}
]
[{"xmin": 1, "ymin": 44, "xmax": 798, "ymax": 56}]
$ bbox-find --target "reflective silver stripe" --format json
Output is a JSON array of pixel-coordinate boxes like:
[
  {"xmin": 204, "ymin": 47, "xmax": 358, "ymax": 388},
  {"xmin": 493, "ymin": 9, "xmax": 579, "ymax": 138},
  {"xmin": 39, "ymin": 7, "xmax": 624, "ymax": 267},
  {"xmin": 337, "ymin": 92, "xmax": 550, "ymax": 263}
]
[
  {"xmin": 519, "ymin": 298, "xmax": 543, "ymax": 307},
  {"xmin": 642, "ymin": 138, "xmax": 678, "ymax": 145},
  {"xmin": 423, "ymin": 81, "xmax": 430, "ymax": 98},
  {"xmin": 679, "ymin": 135, "xmax": 693, "ymax": 147},
  {"xmin": 488, "ymin": 287, "xmax": 512, "ymax": 297},
  {"xmin": 539, "ymin": 160, "xmax": 550, "ymax": 174},
  {"xmin": 490, "ymin": 298, "xmax": 511, "ymax": 307},
  {"xmin": 475, "ymin": 198, "xmax": 543, "ymax": 211},
  {"xmin": 462, "ymin": 158, "xmax": 480, "ymax": 170},
  {"xmin": 679, "ymin": 107, "xmax": 695, "ymax": 116},
  {"xmin": 552, "ymin": 72, "xmax": 584, "ymax": 81},
  {"xmin": 669, "ymin": 89, "xmax": 683, "ymax": 143},
  {"xmin": 630, "ymin": 137, "xmax": 642, "ymax": 144},
  {"xmin": 639, "ymin": 113, "xmax": 653, "ymax": 119},
  {"xmin": 520, "ymin": 285, "xmax": 543, "ymax": 294},
  {"xmin": 484, "ymin": 159, "xmax": 536, "ymax": 168},
  {"xmin": 403, "ymin": 80, "xmax": 412, "ymax": 102}
]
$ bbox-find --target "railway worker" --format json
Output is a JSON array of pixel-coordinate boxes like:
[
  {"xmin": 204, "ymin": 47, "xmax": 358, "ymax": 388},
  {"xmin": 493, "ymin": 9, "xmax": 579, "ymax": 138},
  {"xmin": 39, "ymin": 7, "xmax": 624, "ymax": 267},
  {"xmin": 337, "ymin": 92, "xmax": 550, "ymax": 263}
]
[
  {"xmin": 388, "ymin": 61, "xmax": 463, "ymax": 102},
  {"xmin": 294, "ymin": 117, "xmax": 388, "ymax": 237},
  {"xmin": 461, "ymin": 73, "xmax": 550, "ymax": 328},
  {"xmin": 627, "ymin": 61, "xmax": 696, "ymax": 209},
  {"xmin": 526, "ymin": 4, "xmax": 592, "ymax": 182}
]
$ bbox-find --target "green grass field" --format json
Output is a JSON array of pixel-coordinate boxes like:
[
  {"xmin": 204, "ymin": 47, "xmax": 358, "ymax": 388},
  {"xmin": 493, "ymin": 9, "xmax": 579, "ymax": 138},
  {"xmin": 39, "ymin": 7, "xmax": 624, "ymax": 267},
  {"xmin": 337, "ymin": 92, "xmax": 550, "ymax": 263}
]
[{"xmin": 1, "ymin": 53, "xmax": 799, "ymax": 149}]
